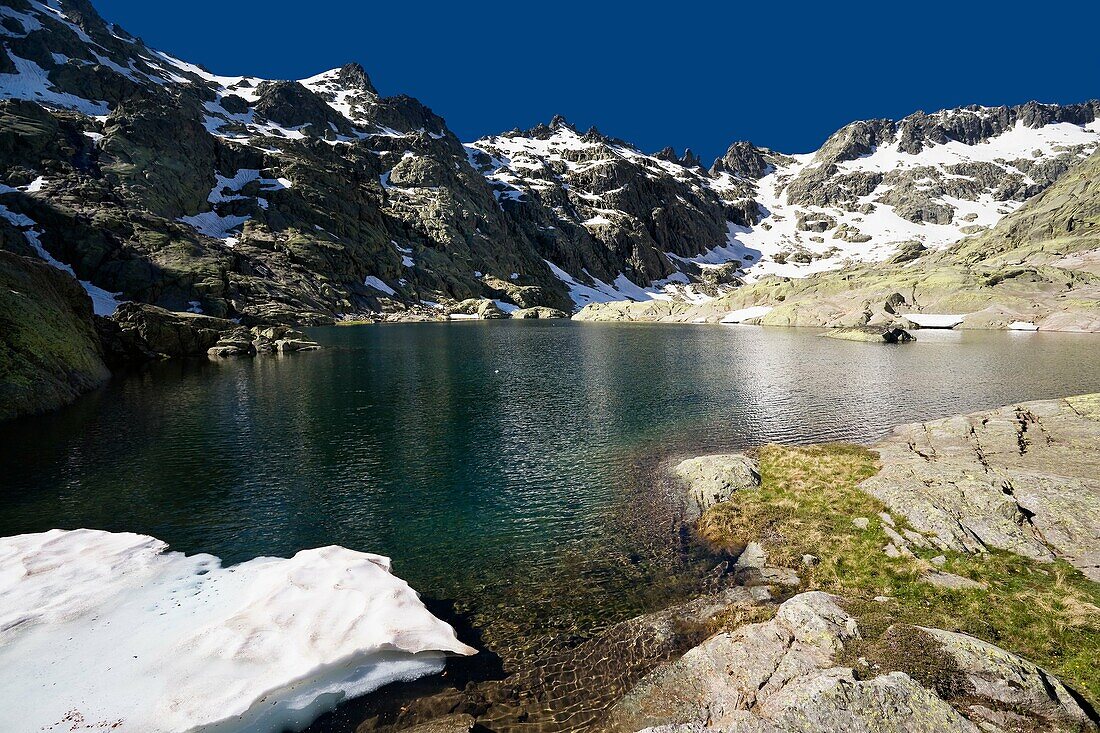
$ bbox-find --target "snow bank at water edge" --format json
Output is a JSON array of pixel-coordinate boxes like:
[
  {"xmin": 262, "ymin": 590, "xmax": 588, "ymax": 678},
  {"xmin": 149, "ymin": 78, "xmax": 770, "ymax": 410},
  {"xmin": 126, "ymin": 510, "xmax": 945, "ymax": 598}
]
[
  {"xmin": 905, "ymin": 313, "xmax": 968, "ymax": 328},
  {"xmin": 720, "ymin": 305, "xmax": 773, "ymax": 324},
  {"xmin": 0, "ymin": 529, "xmax": 476, "ymax": 733}
]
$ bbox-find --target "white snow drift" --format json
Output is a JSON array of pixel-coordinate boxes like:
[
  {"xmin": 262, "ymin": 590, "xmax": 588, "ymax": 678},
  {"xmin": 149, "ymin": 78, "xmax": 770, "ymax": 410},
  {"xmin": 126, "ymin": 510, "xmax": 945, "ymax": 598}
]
[{"xmin": 0, "ymin": 529, "xmax": 475, "ymax": 733}]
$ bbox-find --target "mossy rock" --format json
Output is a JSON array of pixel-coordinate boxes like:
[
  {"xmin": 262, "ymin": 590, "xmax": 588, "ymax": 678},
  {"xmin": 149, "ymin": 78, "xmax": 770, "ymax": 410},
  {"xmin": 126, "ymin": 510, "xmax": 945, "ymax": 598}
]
[{"xmin": 0, "ymin": 251, "xmax": 110, "ymax": 420}]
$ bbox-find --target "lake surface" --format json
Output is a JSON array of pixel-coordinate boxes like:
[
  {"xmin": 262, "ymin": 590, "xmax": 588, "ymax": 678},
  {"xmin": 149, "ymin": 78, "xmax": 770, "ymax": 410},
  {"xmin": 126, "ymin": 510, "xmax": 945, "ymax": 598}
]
[{"xmin": 3, "ymin": 322, "xmax": 1100, "ymax": 669}]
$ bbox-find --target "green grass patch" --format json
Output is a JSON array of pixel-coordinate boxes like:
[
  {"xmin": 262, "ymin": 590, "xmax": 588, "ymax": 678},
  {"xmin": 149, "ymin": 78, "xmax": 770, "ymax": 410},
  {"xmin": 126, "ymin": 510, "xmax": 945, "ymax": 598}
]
[{"xmin": 697, "ymin": 443, "xmax": 1100, "ymax": 707}]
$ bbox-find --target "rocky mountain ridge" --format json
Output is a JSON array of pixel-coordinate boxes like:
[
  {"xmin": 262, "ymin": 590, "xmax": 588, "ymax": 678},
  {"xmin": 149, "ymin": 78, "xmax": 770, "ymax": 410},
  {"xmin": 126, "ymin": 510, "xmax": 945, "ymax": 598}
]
[{"xmin": 2, "ymin": 0, "xmax": 1099, "ymax": 326}]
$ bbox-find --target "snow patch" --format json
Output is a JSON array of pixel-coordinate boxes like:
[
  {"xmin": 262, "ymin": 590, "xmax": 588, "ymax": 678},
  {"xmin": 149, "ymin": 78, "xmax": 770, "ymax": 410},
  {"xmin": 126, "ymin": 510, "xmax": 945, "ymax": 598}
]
[
  {"xmin": 178, "ymin": 210, "xmax": 250, "ymax": 244},
  {"xmin": 720, "ymin": 305, "xmax": 773, "ymax": 323},
  {"xmin": 0, "ymin": 529, "xmax": 475, "ymax": 733},
  {"xmin": 0, "ymin": 51, "xmax": 109, "ymax": 115},
  {"xmin": 905, "ymin": 313, "xmax": 967, "ymax": 328},
  {"xmin": 364, "ymin": 275, "xmax": 396, "ymax": 295},
  {"xmin": 0, "ymin": 204, "xmax": 121, "ymax": 315}
]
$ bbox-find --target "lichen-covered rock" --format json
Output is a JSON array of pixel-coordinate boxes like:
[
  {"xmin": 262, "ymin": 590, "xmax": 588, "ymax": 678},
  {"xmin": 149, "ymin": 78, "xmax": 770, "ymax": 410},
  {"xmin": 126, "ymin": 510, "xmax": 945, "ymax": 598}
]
[
  {"xmin": 104, "ymin": 303, "xmax": 321, "ymax": 360},
  {"xmin": 672, "ymin": 453, "xmax": 761, "ymax": 520},
  {"xmin": 919, "ymin": 627, "xmax": 1094, "ymax": 728},
  {"xmin": 110, "ymin": 302, "xmax": 238, "ymax": 357},
  {"xmin": 0, "ymin": 251, "xmax": 110, "ymax": 420},
  {"xmin": 608, "ymin": 593, "xmax": 1096, "ymax": 733},
  {"xmin": 861, "ymin": 394, "xmax": 1100, "ymax": 580}
]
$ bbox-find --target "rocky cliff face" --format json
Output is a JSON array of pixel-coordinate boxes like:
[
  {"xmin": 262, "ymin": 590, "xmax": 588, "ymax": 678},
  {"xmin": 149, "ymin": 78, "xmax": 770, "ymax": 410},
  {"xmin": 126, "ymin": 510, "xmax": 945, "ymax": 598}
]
[
  {"xmin": 466, "ymin": 118, "xmax": 760, "ymax": 308},
  {"xmin": 3, "ymin": 0, "xmax": 1097, "ymax": 324}
]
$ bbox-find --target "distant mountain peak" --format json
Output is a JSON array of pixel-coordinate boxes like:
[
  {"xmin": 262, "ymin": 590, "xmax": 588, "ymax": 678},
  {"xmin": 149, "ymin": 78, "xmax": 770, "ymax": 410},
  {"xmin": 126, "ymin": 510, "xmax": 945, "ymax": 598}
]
[
  {"xmin": 333, "ymin": 62, "xmax": 377, "ymax": 95},
  {"xmin": 549, "ymin": 114, "xmax": 574, "ymax": 131}
]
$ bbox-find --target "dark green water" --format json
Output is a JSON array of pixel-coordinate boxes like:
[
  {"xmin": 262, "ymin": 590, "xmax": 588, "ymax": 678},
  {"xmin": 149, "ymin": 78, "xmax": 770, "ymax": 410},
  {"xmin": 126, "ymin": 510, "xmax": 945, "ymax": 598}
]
[{"xmin": 2, "ymin": 322, "xmax": 1099, "ymax": 662}]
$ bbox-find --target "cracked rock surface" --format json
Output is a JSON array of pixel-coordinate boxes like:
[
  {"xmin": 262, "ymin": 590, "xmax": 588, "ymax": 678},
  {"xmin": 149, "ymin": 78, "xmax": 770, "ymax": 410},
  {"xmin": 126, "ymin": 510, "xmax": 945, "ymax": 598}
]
[{"xmin": 860, "ymin": 394, "xmax": 1100, "ymax": 580}]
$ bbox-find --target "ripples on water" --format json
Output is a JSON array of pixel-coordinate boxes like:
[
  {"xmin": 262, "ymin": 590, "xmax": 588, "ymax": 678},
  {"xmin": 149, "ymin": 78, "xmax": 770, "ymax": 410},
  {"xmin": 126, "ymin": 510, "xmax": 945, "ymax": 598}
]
[{"xmin": 2, "ymin": 323, "xmax": 1099, "ymax": 675}]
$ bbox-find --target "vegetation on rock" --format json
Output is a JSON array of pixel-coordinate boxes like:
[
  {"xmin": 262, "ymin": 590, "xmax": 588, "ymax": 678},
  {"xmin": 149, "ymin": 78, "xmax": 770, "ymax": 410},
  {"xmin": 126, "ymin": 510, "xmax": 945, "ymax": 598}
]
[{"xmin": 697, "ymin": 443, "xmax": 1100, "ymax": 706}]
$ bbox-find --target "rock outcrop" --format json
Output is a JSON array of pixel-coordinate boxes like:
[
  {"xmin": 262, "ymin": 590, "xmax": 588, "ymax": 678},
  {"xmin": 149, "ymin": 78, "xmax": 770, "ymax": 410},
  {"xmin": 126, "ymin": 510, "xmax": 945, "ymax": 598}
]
[
  {"xmin": 0, "ymin": 251, "xmax": 110, "ymax": 420},
  {"xmin": 99, "ymin": 303, "xmax": 319, "ymax": 361},
  {"xmin": 605, "ymin": 592, "xmax": 1096, "ymax": 733},
  {"xmin": 861, "ymin": 394, "xmax": 1100, "ymax": 580},
  {"xmin": 672, "ymin": 453, "xmax": 761, "ymax": 520},
  {"xmin": 512, "ymin": 306, "xmax": 569, "ymax": 319},
  {"xmin": 824, "ymin": 325, "xmax": 915, "ymax": 343}
]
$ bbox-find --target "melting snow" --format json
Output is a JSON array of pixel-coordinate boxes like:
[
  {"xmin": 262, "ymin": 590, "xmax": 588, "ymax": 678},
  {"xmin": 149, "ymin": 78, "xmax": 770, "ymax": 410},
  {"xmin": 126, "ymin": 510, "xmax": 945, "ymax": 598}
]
[
  {"xmin": 0, "ymin": 529, "xmax": 475, "ymax": 733},
  {"xmin": 178, "ymin": 210, "xmax": 251, "ymax": 243},
  {"xmin": 0, "ymin": 204, "xmax": 121, "ymax": 315},
  {"xmin": 0, "ymin": 52, "xmax": 109, "ymax": 115}
]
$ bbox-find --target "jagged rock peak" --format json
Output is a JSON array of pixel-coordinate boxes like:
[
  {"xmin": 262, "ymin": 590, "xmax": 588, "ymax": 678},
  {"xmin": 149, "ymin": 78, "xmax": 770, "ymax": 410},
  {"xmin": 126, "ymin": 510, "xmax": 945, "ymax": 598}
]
[
  {"xmin": 655, "ymin": 146, "xmax": 678, "ymax": 162},
  {"xmin": 680, "ymin": 148, "xmax": 702, "ymax": 169},
  {"xmin": 58, "ymin": 0, "xmax": 110, "ymax": 32},
  {"xmin": 581, "ymin": 125, "xmax": 604, "ymax": 142},
  {"xmin": 653, "ymin": 146, "xmax": 702, "ymax": 169},
  {"xmin": 549, "ymin": 114, "xmax": 574, "ymax": 131},
  {"xmin": 333, "ymin": 62, "xmax": 378, "ymax": 95},
  {"xmin": 518, "ymin": 115, "xmax": 578, "ymax": 140},
  {"xmin": 711, "ymin": 141, "xmax": 776, "ymax": 179}
]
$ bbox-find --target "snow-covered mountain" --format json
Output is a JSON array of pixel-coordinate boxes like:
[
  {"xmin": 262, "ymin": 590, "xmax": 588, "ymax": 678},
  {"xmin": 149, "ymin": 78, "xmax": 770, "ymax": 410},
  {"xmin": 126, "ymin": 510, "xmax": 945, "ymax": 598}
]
[
  {"xmin": 468, "ymin": 106, "xmax": 1100, "ymax": 309},
  {"xmin": 1, "ymin": 0, "xmax": 1098, "ymax": 322}
]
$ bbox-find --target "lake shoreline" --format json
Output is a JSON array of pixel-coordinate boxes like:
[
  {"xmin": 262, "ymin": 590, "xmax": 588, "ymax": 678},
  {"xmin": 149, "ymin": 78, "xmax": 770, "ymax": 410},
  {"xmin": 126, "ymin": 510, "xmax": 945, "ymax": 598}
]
[{"xmin": 326, "ymin": 393, "xmax": 1100, "ymax": 733}]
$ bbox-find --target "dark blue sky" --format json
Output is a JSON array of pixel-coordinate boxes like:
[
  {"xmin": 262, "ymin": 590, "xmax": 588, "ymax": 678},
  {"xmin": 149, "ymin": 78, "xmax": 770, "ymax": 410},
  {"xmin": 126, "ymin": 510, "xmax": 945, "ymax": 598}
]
[{"xmin": 96, "ymin": 0, "xmax": 1099, "ymax": 162}]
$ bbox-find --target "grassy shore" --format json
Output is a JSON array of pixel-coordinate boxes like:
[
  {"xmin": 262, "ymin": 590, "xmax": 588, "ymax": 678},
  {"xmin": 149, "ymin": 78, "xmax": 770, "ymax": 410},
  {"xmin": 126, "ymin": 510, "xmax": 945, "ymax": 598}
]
[{"xmin": 697, "ymin": 443, "xmax": 1100, "ymax": 706}]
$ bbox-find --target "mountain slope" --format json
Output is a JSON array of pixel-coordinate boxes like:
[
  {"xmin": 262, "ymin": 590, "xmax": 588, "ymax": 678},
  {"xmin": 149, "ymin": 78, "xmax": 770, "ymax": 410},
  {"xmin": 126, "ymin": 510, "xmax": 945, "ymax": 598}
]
[
  {"xmin": 576, "ymin": 147, "xmax": 1100, "ymax": 332},
  {"xmin": 466, "ymin": 118, "xmax": 760, "ymax": 307},
  {"xmin": 473, "ymin": 104, "xmax": 1099, "ymax": 311}
]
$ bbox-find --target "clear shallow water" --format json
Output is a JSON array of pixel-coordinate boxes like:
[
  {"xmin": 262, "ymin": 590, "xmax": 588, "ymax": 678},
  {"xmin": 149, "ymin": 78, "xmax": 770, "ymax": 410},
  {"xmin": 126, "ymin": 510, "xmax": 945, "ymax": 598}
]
[{"xmin": 3, "ymin": 322, "xmax": 1100, "ymax": 663}]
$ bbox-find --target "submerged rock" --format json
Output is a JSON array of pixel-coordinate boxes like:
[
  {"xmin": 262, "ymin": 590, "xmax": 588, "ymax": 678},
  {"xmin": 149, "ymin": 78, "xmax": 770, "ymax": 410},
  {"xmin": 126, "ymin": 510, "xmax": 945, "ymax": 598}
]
[{"xmin": 672, "ymin": 453, "xmax": 761, "ymax": 520}]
